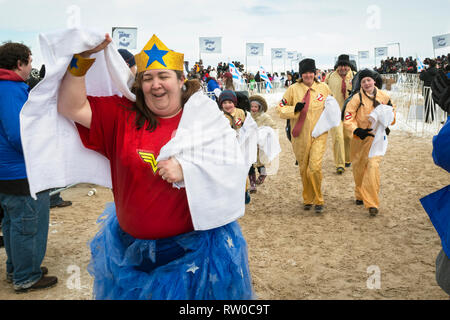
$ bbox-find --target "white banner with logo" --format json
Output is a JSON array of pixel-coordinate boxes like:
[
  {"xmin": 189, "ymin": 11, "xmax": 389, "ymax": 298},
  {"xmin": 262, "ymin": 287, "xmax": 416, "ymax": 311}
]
[
  {"xmin": 287, "ymin": 51, "xmax": 296, "ymax": 60},
  {"xmin": 432, "ymin": 33, "xmax": 450, "ymax": 50},
  {"xmin": 358, "ymin": 51, "xmax": 370, "ymax": 59},
  {"xmin": 271, "ymin": 48, "xmax": 285, "ymax": 60},
  {"xmin": 199, "ymin": 37, "xmax": 222, "ymax": 53},
  {"xmin": 112, "ymin": 27, "xmax": 138, "ymax": 49},
  {"xmin": 374, "ymin": 47, "xmax": 388, "ymax": 57},
  {"xmin": 246, "ymin": 43, "xmax": 264, "ymax": 56}
]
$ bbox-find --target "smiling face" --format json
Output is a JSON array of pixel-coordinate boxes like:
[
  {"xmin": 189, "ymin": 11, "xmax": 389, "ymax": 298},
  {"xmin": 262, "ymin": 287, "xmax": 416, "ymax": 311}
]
[
  {"xmin": 141, "ymin": 69, "xmax": 184, "ymax": 118},
  {"xmin": 250, "ymin": 101, "xmax": 260, "ymax": 114},
  {"xmin": 337, "ymin": 64, "xmax": 350, "ymax": 77},
  {"xmin": 221, "ymin": 100, "xmax": 236, "ymax": 114},
  {"xmin": 361, "ymin": 77, "xmax": 376, "ymax": 95},
  {"xmin": 301, "ymin": 72, "xmax": 315, "ymax": 87}
]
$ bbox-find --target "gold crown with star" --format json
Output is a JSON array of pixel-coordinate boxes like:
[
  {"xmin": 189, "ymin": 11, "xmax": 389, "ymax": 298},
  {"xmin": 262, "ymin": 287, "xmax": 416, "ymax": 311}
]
[{"xmin": 135, "ymin": 34, "xmax": 184, "ymax": 73}]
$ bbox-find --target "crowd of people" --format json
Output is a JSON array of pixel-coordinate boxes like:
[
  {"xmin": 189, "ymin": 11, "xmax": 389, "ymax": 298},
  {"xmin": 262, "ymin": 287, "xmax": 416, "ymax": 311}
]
[
  {"xmin": 375, "ymin": 54, "xmax": 450, "ymax": 74},
  {"xmin": 1, "ymin": 30, "xmax": 449, "ymax": 301}
]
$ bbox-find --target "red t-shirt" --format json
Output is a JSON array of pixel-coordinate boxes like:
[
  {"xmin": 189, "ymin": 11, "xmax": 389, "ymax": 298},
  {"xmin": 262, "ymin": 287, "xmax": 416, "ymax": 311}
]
[{"xmin": 76, "ymin": 95, "xmax": 194, "ymax": 240}]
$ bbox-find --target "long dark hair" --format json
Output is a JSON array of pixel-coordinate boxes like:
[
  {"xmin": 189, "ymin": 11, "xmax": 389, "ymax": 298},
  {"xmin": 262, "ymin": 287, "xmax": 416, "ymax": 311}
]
[{"xmin": 129, "ymin": 70, "xmax": 201, "ymax": 131}]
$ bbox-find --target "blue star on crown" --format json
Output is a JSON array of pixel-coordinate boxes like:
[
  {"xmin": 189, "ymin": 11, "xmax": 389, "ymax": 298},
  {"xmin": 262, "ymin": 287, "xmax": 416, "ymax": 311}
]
[{"xmin": 144, "ymin": 44, "xmax": 169, "ymax": 68}]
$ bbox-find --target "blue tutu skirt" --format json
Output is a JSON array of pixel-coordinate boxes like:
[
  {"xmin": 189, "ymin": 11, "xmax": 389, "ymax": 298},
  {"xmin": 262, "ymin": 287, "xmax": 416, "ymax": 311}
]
[{"xmin": 88, "ymin": 203, "xmax": 255, "ymax": 300}]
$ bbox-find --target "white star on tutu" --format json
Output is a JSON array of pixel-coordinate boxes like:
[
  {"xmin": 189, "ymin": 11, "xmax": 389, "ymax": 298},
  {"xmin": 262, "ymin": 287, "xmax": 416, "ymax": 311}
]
[
  {"xmin": 186, "ymin": 262, "xmax": 199, "ymax": 274},
  {"xmin": 226, "ymin": 236, "xmax": 234, "ymax": 248}
]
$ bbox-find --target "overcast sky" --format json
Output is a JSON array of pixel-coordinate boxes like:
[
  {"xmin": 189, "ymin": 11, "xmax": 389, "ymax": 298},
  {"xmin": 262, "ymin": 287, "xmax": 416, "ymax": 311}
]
[{"xmin": 1, "ymin": 0, "xmax": 449, "ymax": 73}]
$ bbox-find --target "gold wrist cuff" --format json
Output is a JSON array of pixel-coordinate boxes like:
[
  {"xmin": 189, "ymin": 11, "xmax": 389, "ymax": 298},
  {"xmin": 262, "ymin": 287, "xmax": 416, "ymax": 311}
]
[{"xmin": 67, "ymin": 54, "xmax": 96, "ymax": 77}]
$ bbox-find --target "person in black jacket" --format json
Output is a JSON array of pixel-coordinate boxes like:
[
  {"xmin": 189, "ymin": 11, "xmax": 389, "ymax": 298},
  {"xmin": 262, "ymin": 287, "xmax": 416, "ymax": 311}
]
[{"xmin": 420, "ymin": 60, "xmax": 438, "ymax": 123}]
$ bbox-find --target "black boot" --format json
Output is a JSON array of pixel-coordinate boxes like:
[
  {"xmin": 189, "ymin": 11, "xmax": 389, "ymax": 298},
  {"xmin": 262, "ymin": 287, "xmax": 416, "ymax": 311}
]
[{"xmin": 249, "ymin": 172, "xmax": 257, "ymax": 193}]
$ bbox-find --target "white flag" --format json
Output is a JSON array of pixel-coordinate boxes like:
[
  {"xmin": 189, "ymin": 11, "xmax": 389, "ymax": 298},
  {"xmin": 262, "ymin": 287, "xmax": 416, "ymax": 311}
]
[
  {"xmin": 271, "ymin": 48, "xmax": 285, "ymax": 60},
  {"xmin": 416, "ymin": 55, "xmax": 425, "ymax": 73},
  {"xmin": 112, "ymin": 27, "xmax": 138, "ymax": 49},
  {"xmin": 259, "ymin": 66, "xmax": 273, "ymax": 93},
  {"xmin": 246, "ymin": 43, "xmax": 264, "ymax": 56},
  {"xmin": 375, "ymin": 47, "xmax": 388, "ymax": 57},
  {"xmin": 432, "ymin": 33, "xmax": 450, "ymax": 50},
  {"xmin": 199, "ymin": 37, "xmax": 222, "ymax": 53},
  {"xmin": 287, "ymin": 51, "xmax": 296, "ymax": 60},
  {"xmin": 358, "ymin": 51, "xmax": 370, "ymax": 59}
]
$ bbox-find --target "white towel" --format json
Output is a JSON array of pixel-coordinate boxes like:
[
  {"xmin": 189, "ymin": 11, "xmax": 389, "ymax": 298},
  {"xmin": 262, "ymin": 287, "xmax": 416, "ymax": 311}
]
[
  {"xmin": 20, "ymin": 28, "xmax": 135, "ymax": 199},
  {"xmin": 20, "ymin": 29, "xmax": 248, "ymax": 231},
  {"xmin": 368, "ymin": 104, "xmax": 394, "ymax": 158},
  {"xmin": 257, "ymin": 126, "xmax": 281, "ymax": 165},
  {"xmin": 157, "ymin": 92, "xmax": 248, "ymax": 230},
  {"xmin": 311, "ymin": 95, "xmax": 341, "ymax": 138},
  {"xmin": 237, "ymin": 111, "xmax": 259, "ymax": 168}
]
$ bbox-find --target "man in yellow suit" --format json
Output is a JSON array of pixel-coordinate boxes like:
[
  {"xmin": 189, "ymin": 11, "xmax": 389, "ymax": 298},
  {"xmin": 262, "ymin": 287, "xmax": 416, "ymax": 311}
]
[
  {"xmin": 277, "ymin": 58, "xmax": 331, "ymax": 213},
  {"xmin": 325, "ymin": 54, "xmax": 355, "ymax": 174}
]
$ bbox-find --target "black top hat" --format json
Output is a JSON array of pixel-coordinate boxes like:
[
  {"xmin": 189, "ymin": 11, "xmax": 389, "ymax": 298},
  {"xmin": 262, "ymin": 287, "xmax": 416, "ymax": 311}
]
[
  {"xmin": 299, "ymin": 58, "xmax": 316, "ymax": 75},
  {"xmin": 336, "ymin": 54, "xmax": 351, "ymax": 66}
]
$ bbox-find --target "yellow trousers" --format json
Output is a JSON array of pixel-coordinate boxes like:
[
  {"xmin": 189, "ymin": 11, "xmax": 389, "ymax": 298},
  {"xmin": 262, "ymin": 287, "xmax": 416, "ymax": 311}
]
[
  {"xmin": 351, "ymin": 137, "xmax": 382, "ymax": 209},
  {"xmin": 330, "ymin": 122, "xmax": 352, "ymax": 168},
  {"xmin": 293, "ymin": 132, "xmax": 328, "ymax": 205}
]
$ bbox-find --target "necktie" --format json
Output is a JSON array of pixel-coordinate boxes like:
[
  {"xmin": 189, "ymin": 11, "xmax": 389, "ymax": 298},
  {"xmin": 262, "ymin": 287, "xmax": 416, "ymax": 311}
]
[
  {"xmin": 292, "ymin": 88, "xmax": 311, "ymax": 138},
  {"xmin": 341, "ymin": 77, "xmax": 347, "ymax": 98}
]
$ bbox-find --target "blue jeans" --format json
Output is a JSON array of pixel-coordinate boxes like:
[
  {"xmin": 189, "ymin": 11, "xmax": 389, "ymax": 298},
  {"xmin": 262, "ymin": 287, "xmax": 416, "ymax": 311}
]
[{"xmin": 0, "ymin": 191, "xmax": 50, "ymax": 289}]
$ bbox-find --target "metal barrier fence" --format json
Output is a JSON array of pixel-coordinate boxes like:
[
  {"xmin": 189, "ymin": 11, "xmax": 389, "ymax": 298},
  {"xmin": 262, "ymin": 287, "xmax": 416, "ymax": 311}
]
[{"xmin": 387, "ymin": 73, "xmax": 447, "ymax": 136}]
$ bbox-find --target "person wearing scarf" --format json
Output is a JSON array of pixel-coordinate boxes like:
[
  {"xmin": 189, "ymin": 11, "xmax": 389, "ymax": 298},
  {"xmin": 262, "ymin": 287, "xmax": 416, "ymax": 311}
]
[
  {"xmin": 343, "ymin": 69, "xmax": 396, "ymax": 216},
  {"xmin": 277, "ymin": 58, "xmax": 332, "ymax": 214}
]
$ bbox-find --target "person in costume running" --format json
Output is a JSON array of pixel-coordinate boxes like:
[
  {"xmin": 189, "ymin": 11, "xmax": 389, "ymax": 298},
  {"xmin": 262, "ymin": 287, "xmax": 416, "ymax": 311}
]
[
  {"xmin": 218, "ymin": 90, "xmax": 246, "ymax": 130},
  {"xmin": 217, "ymin": 90, "xmax": 252, "ymax": 204},
  {"xmin": 57, "ymin": 34, "xmax": 254, "ymax": 300},
  {"xmin": 343, "ymin": 69, "xmax": 396, "ymax": 217},
  {"xmin": 277, "ymin": 58, "xmax": 332, "ymax": 214},
  {"xmin": 248, "ymin": 95, "xmax": 276, "ymax": 192},
  {"xmin": 325, "ymin": 54, "xmax": 355, "ymax": 174}
]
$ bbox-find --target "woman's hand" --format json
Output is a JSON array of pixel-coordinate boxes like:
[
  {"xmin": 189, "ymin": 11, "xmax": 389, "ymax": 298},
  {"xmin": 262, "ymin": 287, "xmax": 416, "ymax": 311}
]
[
  {"xmin": 79, "ymin": 33, "xmax": 112, "ymax": 58},
  {"xmin": 158, "ymin": 157, "xmax": 184, "ymax": 184}
]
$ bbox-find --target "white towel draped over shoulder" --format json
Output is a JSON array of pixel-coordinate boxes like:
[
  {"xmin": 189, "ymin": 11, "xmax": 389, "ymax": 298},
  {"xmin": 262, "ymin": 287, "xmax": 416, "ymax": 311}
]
[
  {"xmin": 311, "ymin": 95, "xmax": 341, "ymax": 138},
  {"xmin": 368, "ymin": 104, "xmax": 394, "ymax": 158},
  {"xmin": 20, "ymin": 28, "xmax": 136, "ymax": 199},
  {"xmin": 157, "ymin": 92, "xmax": 248, "ymax": 230},
  {"xmin": 20, "ymin": 28, "xmax": 249, "ymax": 230}
]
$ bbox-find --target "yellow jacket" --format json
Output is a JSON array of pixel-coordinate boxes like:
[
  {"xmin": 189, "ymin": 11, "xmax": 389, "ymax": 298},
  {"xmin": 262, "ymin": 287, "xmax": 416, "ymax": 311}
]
[
  {"xmin": 325, "ymin": 70, "xmax": 355, "ymax": 108},
  {"xmin": 224, "ymin": 108, "xmax": 246, "ymax": 130},
  {"xmin": 343, "ymin": 88, "xmax": 396, "ymax": 135},
  {"xmin": 277, "ymin": 81, "xmax": 331, "ymax": 136},
  {"xmin": 251, "ymin": 112, "xmax": 276, "ymax": 129},
  {"xmin": 277, "ymin": 81, "xmax": 331, "ymax": 159}
]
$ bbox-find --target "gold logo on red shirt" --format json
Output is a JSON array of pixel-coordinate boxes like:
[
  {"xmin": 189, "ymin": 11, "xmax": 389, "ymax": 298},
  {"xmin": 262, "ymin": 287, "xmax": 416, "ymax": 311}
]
[{"xmin": 138, "ymin": 151, "xmax": 158, "ymax": 173}]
